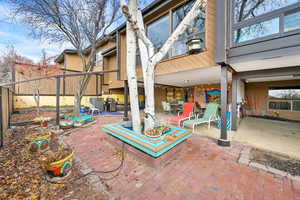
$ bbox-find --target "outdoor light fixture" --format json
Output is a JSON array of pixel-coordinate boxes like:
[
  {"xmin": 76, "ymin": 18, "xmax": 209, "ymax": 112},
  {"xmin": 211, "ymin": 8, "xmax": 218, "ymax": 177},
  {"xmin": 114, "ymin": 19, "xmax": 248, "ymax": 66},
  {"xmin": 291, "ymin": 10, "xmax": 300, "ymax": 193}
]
[{"xmin": 187, "ymin": 37, "xmax": 203, "ymax": 54}]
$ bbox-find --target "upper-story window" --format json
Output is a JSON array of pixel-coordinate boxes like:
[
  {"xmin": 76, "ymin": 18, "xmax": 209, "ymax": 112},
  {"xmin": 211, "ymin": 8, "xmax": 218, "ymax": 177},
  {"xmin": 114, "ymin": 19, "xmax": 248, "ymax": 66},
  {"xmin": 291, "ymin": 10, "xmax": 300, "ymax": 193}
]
[
  {"xmin": 172, "ymin": 0, "xmax": 206, "ymax": 57},
  {"xmin": 232, "ymin": 0, "xmax": 300, "ymax": 45},
  {"xmin": 234, "ymin": 0, "xmax": 299, "ymax": 23},
  {"xmin": 96, "ymin": 51, "xmax": 103, "ymax": 66},
  {"xmin": 147, "ymin": 14, "xmax": 170, "ymax": 58}
]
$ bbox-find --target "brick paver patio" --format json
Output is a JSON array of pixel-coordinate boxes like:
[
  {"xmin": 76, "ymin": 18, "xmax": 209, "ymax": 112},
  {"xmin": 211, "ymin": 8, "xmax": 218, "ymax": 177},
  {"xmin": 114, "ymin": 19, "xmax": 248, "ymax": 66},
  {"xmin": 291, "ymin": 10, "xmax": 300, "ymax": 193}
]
[{"xmin": 64, "ymin": 116, "xmax": 300, "ymax": 200}]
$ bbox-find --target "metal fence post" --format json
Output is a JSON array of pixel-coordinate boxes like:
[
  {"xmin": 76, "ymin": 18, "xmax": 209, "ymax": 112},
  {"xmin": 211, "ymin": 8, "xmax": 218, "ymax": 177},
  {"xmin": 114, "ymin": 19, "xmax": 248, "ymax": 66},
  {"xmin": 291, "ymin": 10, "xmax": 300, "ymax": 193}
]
[{"xmin": 56, "ymin": 77, "xmax": 60, "ymax": 125}]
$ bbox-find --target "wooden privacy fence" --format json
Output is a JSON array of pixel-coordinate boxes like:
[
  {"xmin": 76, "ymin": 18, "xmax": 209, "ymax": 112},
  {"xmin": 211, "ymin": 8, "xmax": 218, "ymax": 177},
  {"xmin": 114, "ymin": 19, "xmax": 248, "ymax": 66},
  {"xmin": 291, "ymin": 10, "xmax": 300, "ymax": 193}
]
[
  {"xmin": 0, "ymin": 87, "xmax": 13, "ymax": 147},
  {"xmin": 15, "ymin": 72, "xmax": 103, "ymax": 96}
]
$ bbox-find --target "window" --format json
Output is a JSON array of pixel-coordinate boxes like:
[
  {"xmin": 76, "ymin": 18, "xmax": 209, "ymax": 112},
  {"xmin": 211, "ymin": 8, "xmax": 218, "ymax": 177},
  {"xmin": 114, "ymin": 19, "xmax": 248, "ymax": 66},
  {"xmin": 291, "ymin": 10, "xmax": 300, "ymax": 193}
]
[
  {"xmin": 269, "ymin": 101, "xmax": 291, "ymax": 110},
  {"xmin": 234, "ymin": 0, "xmax": 299, "ymax": 23},
  {"xmin": 232, "ymin": 0, "xmax": 300, "ymax": 45},
  {"xmin": 269, "ymin": 88, "xmax": 300, "ymax": 99},
  {"xmin": 172, "ymin": 0, "xmax": 206, "ymax": 56},
  {"xmin": 234, "ymin": 18, "xmax": 279, "ymax": 43},
  {"xmin": 268, "ymin": 88, "xmax": 300, "ymax": 111},
  {"xmin": 96, "ymin": 51, "xmax": 103, "ymax": 66},
  {"xmin": 284, "ymin": 10, "xmax": 300, "ymax": 32},
  {"xmin": 293, "ymin": 101, "xmax": 300, "ymax": 111},
  {"xmin": 147, "ymin": 14, "xmax": 170, "ymax": 58}
]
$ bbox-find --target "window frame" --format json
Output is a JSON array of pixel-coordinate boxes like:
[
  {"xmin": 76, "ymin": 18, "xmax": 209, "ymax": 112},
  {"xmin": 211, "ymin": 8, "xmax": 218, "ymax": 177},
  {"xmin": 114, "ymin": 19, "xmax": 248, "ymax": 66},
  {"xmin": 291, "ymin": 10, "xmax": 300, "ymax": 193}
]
[
  {"xmin": 146, "ymin": 13, "xmax": 171, "ymax": 59},
  {"xmin": 96, "ymin": 51, "xmax": 103, "ymax": 67},
  {"xmin": 145, "ymin": 0, "xmax": 207, "ymax": 60},
  {"xmin": 268, "ymin": 99, "xmax": 300, "ymax": 112},
  {"xmin": 231, "ymin": 2, "xmax": 300, "ymax": 47},
  {"xmin": 171, "ymin": 0, "xmax": 206, "ymax": 57},
  {"xmin": 267, "ymin": 87, "xmax": 300, "ymax": 112}
]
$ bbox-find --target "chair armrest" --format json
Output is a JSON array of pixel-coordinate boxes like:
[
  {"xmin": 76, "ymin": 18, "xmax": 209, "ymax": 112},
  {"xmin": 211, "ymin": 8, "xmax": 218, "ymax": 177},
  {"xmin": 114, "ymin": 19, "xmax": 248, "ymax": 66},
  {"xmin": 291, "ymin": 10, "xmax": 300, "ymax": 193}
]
[{"xmin": 178, "ymin": 111, "xmax": 182, "ymax": 116}]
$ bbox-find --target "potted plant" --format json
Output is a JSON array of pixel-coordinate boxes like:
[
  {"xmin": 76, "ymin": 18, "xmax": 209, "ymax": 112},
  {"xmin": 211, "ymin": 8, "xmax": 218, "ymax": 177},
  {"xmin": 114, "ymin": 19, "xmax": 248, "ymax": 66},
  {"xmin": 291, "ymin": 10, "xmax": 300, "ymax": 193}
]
[
  {"xmin": 145, "ymin": 125, "xmax": 170, "ymax": 138},
  {"xmin": 59, "ymin": 120, "xmax": 74, "ymax": 129},
  {"xmin": 33, "ymin": 117, "xmax": 51, "ymax": 127},
  {"xmin": 42, "ymin": 147, "xmax": 74, "ymax": 177},
  {"xmin": 26, "ymin": 130, "xmax": 51, "ymax": 152}
]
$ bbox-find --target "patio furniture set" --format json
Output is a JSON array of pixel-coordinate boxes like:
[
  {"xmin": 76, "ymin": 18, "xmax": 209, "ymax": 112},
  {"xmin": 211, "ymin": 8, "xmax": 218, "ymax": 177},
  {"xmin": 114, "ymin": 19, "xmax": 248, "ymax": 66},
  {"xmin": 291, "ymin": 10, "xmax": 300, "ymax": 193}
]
[
  {"xmin": 167, "ymin": 102, "xmax": 231, "ymax": 132},
  {"xmin": 88, "ymin": 98, "xmax": 118, "ymax": 115}
]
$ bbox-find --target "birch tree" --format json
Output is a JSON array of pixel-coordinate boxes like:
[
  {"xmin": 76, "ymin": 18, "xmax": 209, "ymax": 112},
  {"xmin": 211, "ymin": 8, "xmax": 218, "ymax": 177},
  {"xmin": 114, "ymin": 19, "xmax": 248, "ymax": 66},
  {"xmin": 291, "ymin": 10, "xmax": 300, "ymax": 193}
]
[{"xmin": 121, "ymin": 0, "xmax": 207, "ymax": 131}]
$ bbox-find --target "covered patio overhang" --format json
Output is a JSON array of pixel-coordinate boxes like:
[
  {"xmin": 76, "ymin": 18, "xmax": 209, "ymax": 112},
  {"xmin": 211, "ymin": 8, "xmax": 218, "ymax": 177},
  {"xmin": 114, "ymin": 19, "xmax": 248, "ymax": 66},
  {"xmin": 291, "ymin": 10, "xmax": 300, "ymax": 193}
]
[
  {"xmin": 154, "ymin": 66, "xmax": 233, "ymax": 147},
  {"xmin": 155, "ymin": 66, "xmax": 232, "ymax": 87}
]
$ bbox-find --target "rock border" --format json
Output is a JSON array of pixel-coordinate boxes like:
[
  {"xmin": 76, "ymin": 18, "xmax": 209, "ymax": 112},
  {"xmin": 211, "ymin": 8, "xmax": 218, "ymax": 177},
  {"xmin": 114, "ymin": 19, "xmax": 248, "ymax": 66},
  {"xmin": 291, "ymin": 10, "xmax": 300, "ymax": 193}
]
[{"xmin": 238, "ymin": 146, "xmax": 300, "ymax": 183}]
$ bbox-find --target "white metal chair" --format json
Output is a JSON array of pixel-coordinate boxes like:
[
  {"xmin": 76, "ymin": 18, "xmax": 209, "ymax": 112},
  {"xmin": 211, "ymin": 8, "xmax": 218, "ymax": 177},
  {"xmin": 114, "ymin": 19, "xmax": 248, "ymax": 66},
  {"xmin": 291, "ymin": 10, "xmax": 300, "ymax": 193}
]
[
  {"xmin": 89, "ymin": 103, "xmax": 100, "ymax": 115},
  {"xmin": 162, "ymin": 101, "xmax": 171, "ymax": 113}
]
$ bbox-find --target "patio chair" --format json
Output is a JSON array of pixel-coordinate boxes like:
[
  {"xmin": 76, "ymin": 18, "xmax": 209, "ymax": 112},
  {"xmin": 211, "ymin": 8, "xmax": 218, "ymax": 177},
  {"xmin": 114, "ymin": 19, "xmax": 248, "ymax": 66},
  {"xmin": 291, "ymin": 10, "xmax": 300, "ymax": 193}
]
[
  {"xmin": 162, "ymin": 101, "xmax": 171, "ymax": 113},
  {"xmin": 183, "ymin": 103, "xmax": 219, "ymax": 132},
  {"xmin": 89, "ymin": 103, "xmax": 100, "ymax": 115},
  {"xmin": 168, "ymin": 102, "xmax": 195, "ymax": 127}
]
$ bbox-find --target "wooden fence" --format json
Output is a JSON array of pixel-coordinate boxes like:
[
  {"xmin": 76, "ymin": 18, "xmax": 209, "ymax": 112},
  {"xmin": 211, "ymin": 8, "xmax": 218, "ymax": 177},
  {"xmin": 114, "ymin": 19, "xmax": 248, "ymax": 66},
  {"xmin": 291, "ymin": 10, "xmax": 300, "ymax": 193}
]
[
  {"xmin": 14, "ymin": 72, "xmax": 103, "ymax": 96},
  {"xmin": 0, "ymin": 87, "xmax": 13, "ymax": 147}
]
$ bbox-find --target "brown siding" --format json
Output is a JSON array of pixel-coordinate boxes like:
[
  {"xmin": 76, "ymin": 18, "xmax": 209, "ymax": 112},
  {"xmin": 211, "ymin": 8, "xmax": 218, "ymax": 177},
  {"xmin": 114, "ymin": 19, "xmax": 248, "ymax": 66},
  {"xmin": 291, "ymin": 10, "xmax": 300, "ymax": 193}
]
[
  {"xmin": 65, "ymin": 54, "xmax": 84, "ymax": 71},
  {"xmin": 120, "ymin": 32, "xmax": 127, "ymax": 81},
  {"xmin": 104, "ymin": 53, "xmax": 124, "ymax": 89},
  {"xmin": 245, "ymin": 80, "xmax": 300, "ymax": 120}
]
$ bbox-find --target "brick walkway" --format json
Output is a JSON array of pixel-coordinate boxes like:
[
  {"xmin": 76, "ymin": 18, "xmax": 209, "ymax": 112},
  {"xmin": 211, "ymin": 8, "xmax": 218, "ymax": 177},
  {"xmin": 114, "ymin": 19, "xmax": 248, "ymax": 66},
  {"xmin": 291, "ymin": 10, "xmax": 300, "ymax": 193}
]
[{"xmin": 64, "ymin": 116, "xmax": 300, "ymax": 200}]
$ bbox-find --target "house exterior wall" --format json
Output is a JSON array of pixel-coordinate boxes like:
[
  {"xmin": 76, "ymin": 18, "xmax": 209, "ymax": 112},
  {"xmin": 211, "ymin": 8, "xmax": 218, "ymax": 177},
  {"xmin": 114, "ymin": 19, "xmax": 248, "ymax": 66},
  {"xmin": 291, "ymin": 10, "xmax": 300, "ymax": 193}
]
[
  {"xmin": 245, "ymin": 80, "xmax": 300, "ymax": 120},
  {"xmin": 65, "ymin": 54, "xmax": 84, "ymax": 71},
  {"xmin": 119, "ymin": 0, "xmax": 217, "ymax": 80}
]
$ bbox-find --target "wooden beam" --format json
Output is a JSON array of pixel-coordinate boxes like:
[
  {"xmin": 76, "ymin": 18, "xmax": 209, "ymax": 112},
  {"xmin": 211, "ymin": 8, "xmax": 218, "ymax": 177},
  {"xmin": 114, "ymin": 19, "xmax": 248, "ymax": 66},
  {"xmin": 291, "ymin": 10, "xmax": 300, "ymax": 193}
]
[
  {"xmin": 236, "ymin": 66, "xmax": 300, "ymax": 79},
  {"xmin": 218, "ymin": 64, "xmax": 230, "ymax": 147},
  {"xmin": 0, "ymin": 69, "xmax": 119, "ymax": 87},
  {"xmin": 56, "ymin": 77, "xmax": 60, "ymax": 125},
  {"xmin": 123, "ymin": 80, "xmax": 129, "ymax": 121},
  {"xmin": 231, "ymin": 74, "xmax": 238, "ymax": 131},
  {"xmin": 116, "ymin": 31, "xmax": 121, "ymax": 80}
]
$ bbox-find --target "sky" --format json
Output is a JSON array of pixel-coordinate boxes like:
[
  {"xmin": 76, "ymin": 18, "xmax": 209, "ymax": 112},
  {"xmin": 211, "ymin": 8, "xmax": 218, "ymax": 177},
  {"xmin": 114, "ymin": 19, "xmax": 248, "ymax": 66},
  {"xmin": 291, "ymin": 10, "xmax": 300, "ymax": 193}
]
[
  {"xmin": 0, "ymin": 0, "xmax": 154, "ymax": 63},
  {"xmin": 0, "ymin": 3, "xmax": 73, "ymax": 62}
]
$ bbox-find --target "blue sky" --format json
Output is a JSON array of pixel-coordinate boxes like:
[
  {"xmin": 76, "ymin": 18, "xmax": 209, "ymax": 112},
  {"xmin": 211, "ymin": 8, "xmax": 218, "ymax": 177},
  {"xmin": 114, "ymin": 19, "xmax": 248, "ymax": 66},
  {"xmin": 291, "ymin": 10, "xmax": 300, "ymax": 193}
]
[
  {"xmin": 0, "ymin": 3, "xmax": 72, "ymax": 62},
  {"xmin": 0, "ymin": 1, "xmax": 154, "ymax": 63}
]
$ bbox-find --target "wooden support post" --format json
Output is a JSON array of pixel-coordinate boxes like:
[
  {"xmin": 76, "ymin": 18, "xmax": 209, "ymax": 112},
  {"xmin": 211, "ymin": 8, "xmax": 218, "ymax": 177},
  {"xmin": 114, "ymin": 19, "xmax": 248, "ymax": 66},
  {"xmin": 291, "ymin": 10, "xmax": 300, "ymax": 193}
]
[
  {"xmin": 218, "ymin": 64, "xmax": 230, "ymax": 147},
  {"xmin": 56, "ymin": 77, "xmax": 60, "ymax": 125},
  {"xmin": 231, "ymin": 73, "xmax": 238, "ymax": 131},
  {"xmin": 123, "ymin": 80, "xmax": 129, "ymax": 121},
  {"xmin": 0, "ymin": 87, "xmax": 3, "ymax": 148}
]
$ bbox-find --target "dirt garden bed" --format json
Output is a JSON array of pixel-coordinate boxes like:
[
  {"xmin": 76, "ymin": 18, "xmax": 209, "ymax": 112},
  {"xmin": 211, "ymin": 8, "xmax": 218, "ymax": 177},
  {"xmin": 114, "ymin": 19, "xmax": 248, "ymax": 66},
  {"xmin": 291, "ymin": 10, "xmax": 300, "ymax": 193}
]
[
  {"xmin": 0, "ymin": 126, "xmax": 109, "ymax": 200},
  {"xmin": 250, "ymin": 148, "xmax": 300, "ymax": 176}
]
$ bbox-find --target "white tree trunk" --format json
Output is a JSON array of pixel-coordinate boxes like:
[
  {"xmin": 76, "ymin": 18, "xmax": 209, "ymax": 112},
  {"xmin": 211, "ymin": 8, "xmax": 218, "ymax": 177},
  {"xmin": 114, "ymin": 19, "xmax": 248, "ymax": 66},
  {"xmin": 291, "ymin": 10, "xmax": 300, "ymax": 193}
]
[
  {"xmin": 122, "ymin": 0, "xmax": 207, "ymax": 131},
  {"xmin": 126, "ymin": 12, "xmax": 141, "ymax": 132},
  {"xmin": 143, "ymin": 70, "xmax": 155, "ymax": 131}
]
